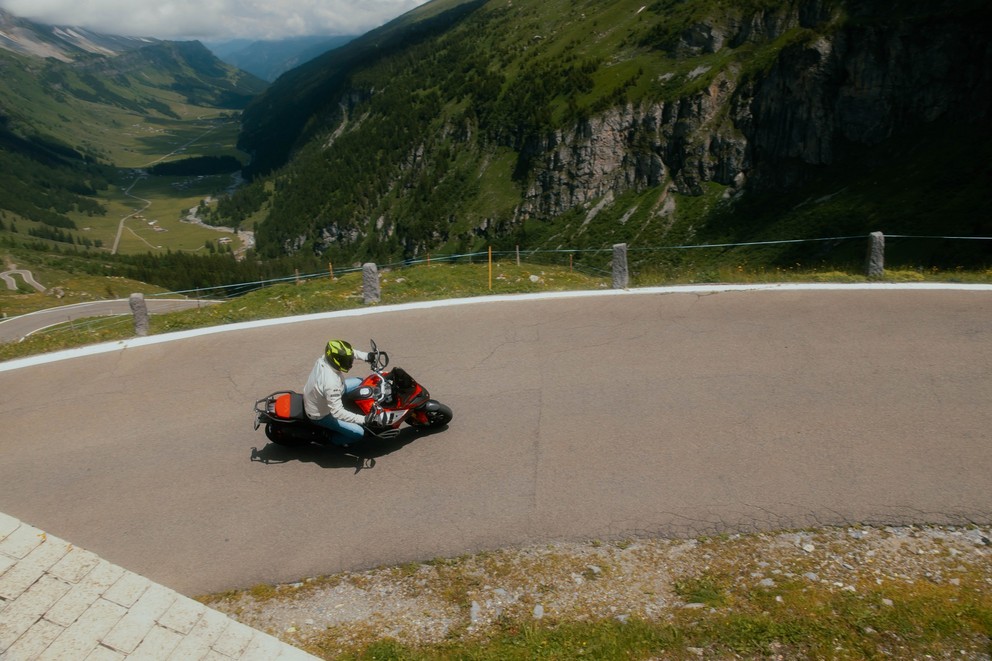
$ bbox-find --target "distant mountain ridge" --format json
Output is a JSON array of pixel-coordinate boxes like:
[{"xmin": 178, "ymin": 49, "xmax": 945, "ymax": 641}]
[
  {"xmin": 208, "ymin": 35, "xmax": 357, "ymax": 82},
  {"xmin": 0, "ymin": 7, "xmax": 157, "ymax": 61},
  {"xmin": 0, "ymin": 6, "xmax": 266, "ymax": 232},
  {"xmin": 0, "ymin": 7, "xmax": 266, "ymax": 114}
]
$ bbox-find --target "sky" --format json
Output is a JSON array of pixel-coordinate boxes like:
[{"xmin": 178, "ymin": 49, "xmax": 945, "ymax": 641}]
[{"xmin": 0, "ymin": 0, "xmax": 433, "ymax": 41}]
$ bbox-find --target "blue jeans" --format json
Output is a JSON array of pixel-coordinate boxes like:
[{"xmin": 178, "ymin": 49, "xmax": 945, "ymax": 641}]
[{"xmin": 313, "ymin": 377, "xmax": 365, "ymax": 446}]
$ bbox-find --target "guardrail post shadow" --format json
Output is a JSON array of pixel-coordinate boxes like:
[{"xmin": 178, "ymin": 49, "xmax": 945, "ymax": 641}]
[
  {"xmin": 129, "ymin": 293, "xmax": 149, "ymax": 337},
  {"xmin": 363, "ymin": 263, "xmax": 381, "ymax": 304},
  {"xmin": 612, "ymin": 243, "xmax": 629, "ymax": 289},
  {"xmin": 866, "ymin": 232, "xmax": 885, "ymax": 280}
]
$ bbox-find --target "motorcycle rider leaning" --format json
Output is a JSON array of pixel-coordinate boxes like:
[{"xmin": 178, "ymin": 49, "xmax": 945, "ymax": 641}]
[{"xmin": 303, "ymin": 339, "xmax": 375, "ymax": 447}]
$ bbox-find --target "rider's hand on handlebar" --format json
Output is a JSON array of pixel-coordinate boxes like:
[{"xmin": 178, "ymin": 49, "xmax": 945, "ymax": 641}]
[{"xmin": 365, "ymin": 409, "xmax": 385, "ymax": 427}]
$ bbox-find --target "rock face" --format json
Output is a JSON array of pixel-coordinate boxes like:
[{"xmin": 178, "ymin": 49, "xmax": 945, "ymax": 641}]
[
  {"xmin": 250, "ymin": 0, "xmax": 991, "ymax": 259},
  {"xmin": 516, "ymin": 2, "xmax": 992, "ymax": 220}
]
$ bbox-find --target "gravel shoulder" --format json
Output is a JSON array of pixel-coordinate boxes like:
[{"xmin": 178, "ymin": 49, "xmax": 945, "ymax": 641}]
[{"xmin": 202, "ymin": 524, "xmax": 992, "ymax": 658}]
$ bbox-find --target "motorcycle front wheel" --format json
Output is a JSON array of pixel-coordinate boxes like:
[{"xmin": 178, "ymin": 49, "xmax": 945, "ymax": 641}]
[{"xmin": 411, "ymin": 401, "xmax": 453, "ymax": 429}]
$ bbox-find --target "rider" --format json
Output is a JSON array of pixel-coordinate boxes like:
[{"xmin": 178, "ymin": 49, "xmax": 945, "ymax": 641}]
[{"xmin": 303, "ymin": 339, "xmax": 377, "ymax": 447}]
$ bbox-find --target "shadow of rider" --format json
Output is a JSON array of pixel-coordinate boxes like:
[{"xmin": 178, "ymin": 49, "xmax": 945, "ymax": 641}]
[{"xmin": 249, "ymin": 424, "xmax": 448, "ymax": 472}]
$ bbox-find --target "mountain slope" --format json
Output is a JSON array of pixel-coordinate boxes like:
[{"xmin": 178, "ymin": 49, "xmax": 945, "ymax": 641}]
[
  {"xmin": 0, "ymin": 8, "xmax": 267, "ymax": 233},
  {"xmin": 239, "ymin": 0, "xmax": 486, "ymax": 176},
  {"xmin": 0, "ymin": 8, "xmax": 155, "ymax": 61},
  {"xmin": 237, "ymin": 0, "xmax": 991, "ymax": 269}
]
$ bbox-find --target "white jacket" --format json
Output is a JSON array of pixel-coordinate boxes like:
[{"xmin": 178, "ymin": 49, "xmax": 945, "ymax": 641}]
[{"xmin": 303, "ymin": 350, "xmax": 368, "ymax": 424}]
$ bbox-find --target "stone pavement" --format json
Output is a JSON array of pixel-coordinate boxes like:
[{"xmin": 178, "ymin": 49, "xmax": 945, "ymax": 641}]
[{"xmin": 0, "ymin": 513, "xmax": 319, "ymax": 660}]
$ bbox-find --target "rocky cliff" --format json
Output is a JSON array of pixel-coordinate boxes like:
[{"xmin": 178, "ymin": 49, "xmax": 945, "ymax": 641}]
[
  {"xmin": 516, "ymin": 1, "xmax": 992, "ymax": 222},
  {"xmin": 244, "ymin": 0, "xmax": 992, "ymax": 264}
]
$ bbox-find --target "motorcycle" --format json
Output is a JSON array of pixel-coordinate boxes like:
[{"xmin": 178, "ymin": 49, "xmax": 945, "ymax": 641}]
[{"xmin": 253, "ymin": 339, "xmax": 453, "ymax": 448}]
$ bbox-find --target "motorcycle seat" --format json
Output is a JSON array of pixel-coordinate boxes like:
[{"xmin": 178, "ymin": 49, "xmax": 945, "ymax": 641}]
[{"xmin": 275, "ymin": 392, "xmax": 306, "ymax": 420}]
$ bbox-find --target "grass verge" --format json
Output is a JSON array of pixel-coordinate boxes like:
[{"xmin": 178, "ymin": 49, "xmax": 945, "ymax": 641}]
[
  {"xmin": 198, "ymin": 526, "xmax": 992, "ymax": 660},
  {"xmin": 3, "ymin": 261, "xmax": 991, "ymax": 363}
]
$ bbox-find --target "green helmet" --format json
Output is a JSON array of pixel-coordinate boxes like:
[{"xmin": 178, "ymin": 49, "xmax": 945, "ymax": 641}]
[{"xmin": 324, "ymin": 339, "xmax": 355, "ymax": 372}]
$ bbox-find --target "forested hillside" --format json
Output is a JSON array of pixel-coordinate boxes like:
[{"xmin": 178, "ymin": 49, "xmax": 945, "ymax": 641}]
[
  {"xmin": 0, "ymin": 7, "xmax": 275, "ymax": 296},
  {"xmin": 236, "ymin": 0, "xmax": 991, "ymax": 271},
  {"xmin": 0, "ymin": 14, "xmax": 265, "ymax": 238}
]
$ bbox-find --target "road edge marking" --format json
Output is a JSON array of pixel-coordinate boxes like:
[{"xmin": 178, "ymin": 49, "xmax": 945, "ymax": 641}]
[{"xmin": 2, "ymin": 283, "xmax": 991, "ymax": 372}]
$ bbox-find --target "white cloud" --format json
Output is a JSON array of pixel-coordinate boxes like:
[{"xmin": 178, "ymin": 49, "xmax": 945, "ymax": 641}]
[{"xmin": 0, "ymin": 0, "xmax": 431, "ymax": 40}]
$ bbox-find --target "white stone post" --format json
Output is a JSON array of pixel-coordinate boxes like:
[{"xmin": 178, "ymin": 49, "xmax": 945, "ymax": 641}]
[
  {"xmin": 612, "ymin": 243, "xmax": 629, "ymax": 289},
  {"xmin": 866, "ymin": 232, "xmax": 885, "ymax": 280},
  {"xmin": 363, "ymin": 263, "xmax": 381, "ymax": 304},
  {"xmin": 129, "ymin": 293, "xmax": 149, "ymax": 337}
]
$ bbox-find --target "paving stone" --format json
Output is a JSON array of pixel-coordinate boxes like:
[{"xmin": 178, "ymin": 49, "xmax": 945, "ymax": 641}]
[
  {"xmin": 0, "ymin": 513, "xmax": 19, "ymax": 539},
  {"xmin": 158, "ymin": 596, "xmax": 207, "ymax": 635},
  {"xmin": 47, "ymin": 561, "xmax": 126, "ymax": 627},
  {"xmin": 165, "ymin": 607, "xmax": 230, "ymax": 660},
  {"xmin": 0, "ymin": 575, "xmax": 70, "ymax": 653},
  {"xmin": 200, "ymin": 651, "xmax": 233, "ymax": 661},
  {"xmin": 0, "ymin": 536, "xmax": 72, "ymax": 600},
  {"xmin": 0, "ymin": 513, "xmax": 318, "ymax": 661},
  {"xmin": 276, "ymin": 644, "xmax": 323, "ymax": 660},
  {"xmin": 0, "ymin": 554, "xmax": 15, "ymax": 577},
  {"xmin": 102, "ymin": 571, "xmax": 150, "ymax": 608},
  {"xmin": 38, "ymin": 597, "xmax": 126, "ymax": 660},
  {"xmin": 210, "ymin": 619, "xmax": 254, "ymax": 658},
  {"xmin": 241, "ymin": 631, "xmax": 295, "ymax": 659},
  {"xmin": 83, "ymin": 645, "xmax": 126, "ymax": 661},
  {"xmin": 1, "ymin": 616, "xmax": 63, "ymax": 660},
  {"xmin": 48, "ymin": 546, "xmax": 101, "ymax": 584},
  {"xmin": 128, "ymin": 624, "xmax": 183, "ymax": 660},
  {"xmin": 102, "ymin": 583, "xmax": 176, "ymax": 653},
  {"xmin": 0, "ymin": 524, "xmax": 44, "ymax": 559}
]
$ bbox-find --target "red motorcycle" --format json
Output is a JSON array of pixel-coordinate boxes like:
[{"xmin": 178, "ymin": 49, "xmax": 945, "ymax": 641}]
[{"xmin": 253, "ymin": 340, "xmax": 453, "ymax": 447}]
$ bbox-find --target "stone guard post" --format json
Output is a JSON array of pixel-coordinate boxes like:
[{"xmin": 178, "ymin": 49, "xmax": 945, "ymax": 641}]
[
  {"xmin": 866, "ymin": 231, "xmax": 885, "ymax": 280},
  {"xmin": 612, "ymin": 243, "xmax": 629, "ymax": 289},
  {"xmin": 129, "ymin": 293, "xmax": 149, "ymax": 337},
  {"xmin": 363, "ymin": 263, "xmax": 381, "ymax": 304}
]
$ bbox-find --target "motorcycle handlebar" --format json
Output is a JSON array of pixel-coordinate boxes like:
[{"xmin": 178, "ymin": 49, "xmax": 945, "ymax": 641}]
[
  {"xmin": 369, "ymin": 350, "xmax": 388, "ymax": 371},
  {"xmin": 367, "ymin": 339, "xmax": 388, "ymax": 372}
]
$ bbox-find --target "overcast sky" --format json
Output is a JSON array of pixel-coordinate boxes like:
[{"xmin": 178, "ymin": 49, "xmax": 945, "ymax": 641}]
[{"xmin": 0, "ymin": 0, "xmax": 433, "ymax": 41}]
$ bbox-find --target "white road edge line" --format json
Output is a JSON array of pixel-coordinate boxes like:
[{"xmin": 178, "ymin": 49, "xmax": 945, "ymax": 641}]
[{"xmin": 2, "ymin": 283, "xmax": 990, "ymax": 373}]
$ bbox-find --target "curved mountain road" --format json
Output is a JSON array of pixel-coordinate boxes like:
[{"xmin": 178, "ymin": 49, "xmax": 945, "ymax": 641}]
[
  {"xmin": 0, "ymin": 287, "xmax": 989, "ymax": 597},
  {"xmin": 1, "ymin": 269, "xmax": 45, "ymax": 292},
  {"xmin": 0, "ymin": 298, "xmax": 219, "ymax": 342}
]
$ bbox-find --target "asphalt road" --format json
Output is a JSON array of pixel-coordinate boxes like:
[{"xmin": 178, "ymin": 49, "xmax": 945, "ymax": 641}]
[
  {"xmin": 0, "ymin": 269, "xmax": 45, "ymax": 292},
  {"xmin": 0, "ymin": 288, "xmax": 989, "ymax": 597},
  {"xmin": 0, "ymin": 298, "xmax": 219, "ymax": 342}
]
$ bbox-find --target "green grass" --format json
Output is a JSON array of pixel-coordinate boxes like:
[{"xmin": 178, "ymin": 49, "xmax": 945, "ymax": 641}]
[
  {"xmin": 0, "ymin": 261, "xmax": 605, "ymax": 361},
  {"xmin": 199, "ymin": 527, "xmax": 992, "ymax": 661},
  {"xmin": 322, "ymin": 588, "xmax": 992, "ymax": 661},
  {"xmin": 3, "ymin": 258, "xmax": 990, "ymax": 364}
]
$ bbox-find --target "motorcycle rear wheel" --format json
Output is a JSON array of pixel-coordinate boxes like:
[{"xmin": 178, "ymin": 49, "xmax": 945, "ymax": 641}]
[{"xmin": 265, "ymin": 422, "xmax": 307, "ymax": 447}]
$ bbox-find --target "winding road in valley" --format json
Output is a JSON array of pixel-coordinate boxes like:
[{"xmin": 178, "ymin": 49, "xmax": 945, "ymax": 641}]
[
  {"xmin": 0, "ymin": 268, "xmax": 45, "ymax": 293},
  {"xmin": 0, "ymin": 298, "xmax": 220, "ymax": 342},
  {"xmin": 0, "ymin": 286, "xmax": 989, "ymax": 597}
]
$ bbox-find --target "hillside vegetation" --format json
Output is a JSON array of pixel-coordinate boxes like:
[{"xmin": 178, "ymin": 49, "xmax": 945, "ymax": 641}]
[
  {"xmin": 1, "ymin": 0, "xmax": 989, "ymax": 304},
  {"xmin": 0, "ymin": 19, "xmax": 266, "ymax": 263},
  {"xmin": 235, "ymin": 0, "xmax": 991, "ymax": 273}
]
